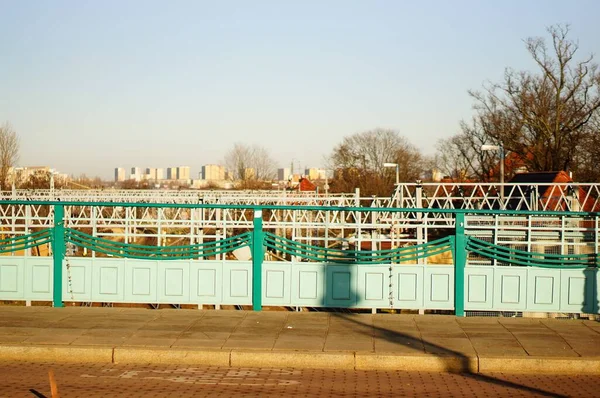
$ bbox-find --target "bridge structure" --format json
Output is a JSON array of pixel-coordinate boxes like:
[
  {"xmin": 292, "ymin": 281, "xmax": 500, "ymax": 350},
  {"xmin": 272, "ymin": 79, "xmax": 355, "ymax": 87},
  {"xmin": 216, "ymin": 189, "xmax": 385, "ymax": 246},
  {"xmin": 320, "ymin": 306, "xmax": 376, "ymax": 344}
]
[{"xmin": 0, "ymin": 182, "xmax": 598, "ymax": 317}]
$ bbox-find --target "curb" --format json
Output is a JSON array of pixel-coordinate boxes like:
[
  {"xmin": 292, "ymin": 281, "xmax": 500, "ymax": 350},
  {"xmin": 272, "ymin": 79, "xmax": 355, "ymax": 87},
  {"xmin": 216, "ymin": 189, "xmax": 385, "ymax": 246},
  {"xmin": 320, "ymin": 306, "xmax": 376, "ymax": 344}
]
[
  {"xmin": 114, "ymin": 347, "xmax": 230, "ymax": 366},
  {"xmin": 0, "ymin": 345, "xmax": 113, "ymax": 363},
  {"xmin": 1, "ymin": 345, "xmax": 600, "ymax": 374},
  {"xmin": 231, "ymin": 350, "xmax": 355, "ymax": 370},
  {"xmin": 479, "ymin": 356, "xmax": 600, "ymax": 374},
  {"xmin": 355, "ymin": 353, "xmax": 478, "ymax": 373}
]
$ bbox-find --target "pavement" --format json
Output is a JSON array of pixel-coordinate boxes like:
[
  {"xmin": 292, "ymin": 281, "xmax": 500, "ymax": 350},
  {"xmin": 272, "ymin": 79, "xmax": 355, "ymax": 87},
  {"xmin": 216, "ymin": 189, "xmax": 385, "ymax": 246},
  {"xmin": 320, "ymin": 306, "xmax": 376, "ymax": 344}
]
[{"xmin": 0, "ymin": 306, "xmax": 599, "ymax": 374}]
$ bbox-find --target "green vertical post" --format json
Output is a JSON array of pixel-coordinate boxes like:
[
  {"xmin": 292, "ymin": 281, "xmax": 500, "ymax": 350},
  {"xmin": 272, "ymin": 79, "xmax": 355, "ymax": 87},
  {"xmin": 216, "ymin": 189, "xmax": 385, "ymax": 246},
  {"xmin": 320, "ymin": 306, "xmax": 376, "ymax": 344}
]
[
  {"xmin": 454, "ymin": 212, "xmax": 466, "ymax": 317},
  {"xmin": 252, "ymin": 210, "xmax": 264, "ymax": 311},
  {"xmin": 52, "ymin": 205, "xmax": 65, "ymax": 308}
]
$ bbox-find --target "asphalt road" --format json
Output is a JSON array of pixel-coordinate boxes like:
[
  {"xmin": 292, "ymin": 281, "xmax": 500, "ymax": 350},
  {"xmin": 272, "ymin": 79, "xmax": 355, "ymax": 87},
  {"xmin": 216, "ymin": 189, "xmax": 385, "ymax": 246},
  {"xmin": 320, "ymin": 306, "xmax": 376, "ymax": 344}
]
[{"xmin": 0, "ymin": 362, "xmax": 597, "ymax": 398}]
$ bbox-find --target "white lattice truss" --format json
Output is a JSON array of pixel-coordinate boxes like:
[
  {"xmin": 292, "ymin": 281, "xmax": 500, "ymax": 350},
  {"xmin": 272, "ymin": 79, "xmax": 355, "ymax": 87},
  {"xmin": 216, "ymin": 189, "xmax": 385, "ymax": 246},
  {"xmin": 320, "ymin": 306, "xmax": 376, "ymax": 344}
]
[{"xmin": 1, "ymin": 182, "xmax": 598, "ymax": 263}]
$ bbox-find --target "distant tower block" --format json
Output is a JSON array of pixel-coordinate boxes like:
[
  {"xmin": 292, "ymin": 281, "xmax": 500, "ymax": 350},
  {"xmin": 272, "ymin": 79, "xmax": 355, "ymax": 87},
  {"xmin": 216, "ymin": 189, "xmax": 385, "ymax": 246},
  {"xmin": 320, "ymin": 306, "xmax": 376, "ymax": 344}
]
[
  {"xmin": 130, "ymin": 167, "xmax": 142, "ymax": 182},
  {"xmin": 277, "ymin": 168, "xmax": 291, "ymax": 181},
  {"xmin": 114, "ymin": 167, "xmax": 125, "ymax": 182},
  {"xmin": 167, "ymin": 167, "xmax": 178, "ymax": 180},
  {"xmin": 202, "ymin": 164, "xmax": 225, "ymax": 180},
  {"xmin": 177, "ymin": 166, "xmax": 191, "ymax": 180}
]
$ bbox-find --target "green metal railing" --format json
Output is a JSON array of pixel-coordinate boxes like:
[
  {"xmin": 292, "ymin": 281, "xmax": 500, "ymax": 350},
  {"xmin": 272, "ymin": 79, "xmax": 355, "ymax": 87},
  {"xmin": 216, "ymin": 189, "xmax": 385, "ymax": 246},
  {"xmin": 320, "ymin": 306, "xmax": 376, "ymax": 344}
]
[
  {"xmin": 0, "ymin": 229, "xmax": 52, "ymax": 254},
  {"xmin": 0, "ymin": 202, "xmax": 598, "ymax": 315},
  {"xmin": 466, "ymin": 236, "xmax": 598, "ymax": 268},
  {"xmin": 64, "ymin": 228, "xmax": 251, "ymax": 260},
  {"xmin": 264, "ymin": 232, "xmax": 453, "ymax": 264}
]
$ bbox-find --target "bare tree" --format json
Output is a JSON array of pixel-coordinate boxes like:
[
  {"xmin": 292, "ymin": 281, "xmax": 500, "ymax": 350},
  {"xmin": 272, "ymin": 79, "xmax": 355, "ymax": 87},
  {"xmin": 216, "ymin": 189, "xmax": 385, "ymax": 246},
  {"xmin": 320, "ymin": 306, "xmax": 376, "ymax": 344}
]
[
  {"xmin": 252, "ymin": 146, "xmax": 277, "ymax": 181},
  {"xmin": 572, "ymin": 112, "xmax": 600, "ymax": 181},
  {"xmin": 436, "ymin": 116, "xmax": 502, "ymax": 182},
  {"xmin": 440, "ymin": 25, "xmax": 600, "ymax": 181},
  {"xmin": 224, "ymin": 143, "xmax": 277, "ymax": 186},
  {"xmin": 464, "ymin": 24, "xmax": 600, "ymax": 177},
  {"xmin": 328, "ymin": 128, "xmax": 424, "ymax": 195},
  {"xmin": 225, "ymin": 143, "xmax": 253, "ymax": 181},
  {"xmin": 0, "ymin": 122, "xmax": 20, "ymax": 190}
]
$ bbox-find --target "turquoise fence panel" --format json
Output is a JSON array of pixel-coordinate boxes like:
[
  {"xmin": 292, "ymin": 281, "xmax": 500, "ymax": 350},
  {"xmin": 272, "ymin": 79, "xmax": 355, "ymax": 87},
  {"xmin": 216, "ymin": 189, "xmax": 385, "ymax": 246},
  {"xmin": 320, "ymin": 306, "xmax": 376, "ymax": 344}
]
[
  {"xmin": 92, "ymin": 259, "xmax": 125, "ymax": 302},
  {"xmin": 25, "ymin": 258, "xmax": 53, "ymax": 300},
  {"xmin": 357, "ymin": 265, "xmax": 390, "ymax": 308},
  {"xmin": 222, "ymin": 262, "xmax": 252, "ymax": 305},
  {"xmin": 464, "ymin": 266, "xmax": 494, "ymax": 310},
  {"xmin": 392, "ymin": 265, "xmax": 424, "ymax": 309},
  {"xmin": 189, "ymin": 261, "xmax": 222, "ymax": 305},
  {"xmin": 492, "ymin": 267, "xmax": 527, "ymax": 311},
  {"xmin": 262, "ymin": 262, "xmax": 292, "ymax": 306},
  {"xmin": 526, "ymin": 268, "xmax": 561, "ymax": 312},
  {"xmin": 291, "ymin": 263, "xmax": 325, "ymax": 307},
  {"xmin": 123, "ymin": 260, "xmax": 158, "ymax": 303},
  {"xmin": 0, "ymin": 258, "xmax": 24, "ymax": 299},
  {"xmin": 158, "ymin": 261, "xmax": 191, "ymax": 304},
  {"xmin": 596, "ymin": 270, "xmax": 600, "ymax": 314},
  {"xmin": 559, "ymin": 269, "xmax": 595, "ymax": 314},
  {"xmin": 325, "ymin": 264, "xmax": 357, "ymax": 307},
  {"xmin": 63, "ymin": 258, "xmax": 93, "ymax": 301},
  {"xmin": 424, "ymin": 265, "xmax": 454, "ymax": 310}
]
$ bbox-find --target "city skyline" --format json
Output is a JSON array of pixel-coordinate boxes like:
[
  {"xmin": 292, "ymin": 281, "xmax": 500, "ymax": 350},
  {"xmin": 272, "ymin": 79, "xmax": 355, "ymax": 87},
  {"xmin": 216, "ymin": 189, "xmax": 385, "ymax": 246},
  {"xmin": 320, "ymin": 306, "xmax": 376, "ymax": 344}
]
[
  {"xmin": 2, "ymin": 1, "xmax": 599, "ymax": 180},
  {"xmin": 113, "ymin": 164, "xmax": 330, "ymax": 182}
]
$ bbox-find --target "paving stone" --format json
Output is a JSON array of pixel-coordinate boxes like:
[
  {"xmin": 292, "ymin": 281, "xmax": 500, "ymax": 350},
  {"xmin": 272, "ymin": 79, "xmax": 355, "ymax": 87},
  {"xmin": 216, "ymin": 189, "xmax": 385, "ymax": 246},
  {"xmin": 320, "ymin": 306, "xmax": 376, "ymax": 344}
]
[
  {"xmin": 222, "ymin": 338, "xmax": 276, "ymax": 350},
  {"xmin": 171, "ymin": 338, "xmax": 227, "ymax": 348},
  {"xmin": 121, "ymin": 337, "xmax": 179, "ymax": 347}
]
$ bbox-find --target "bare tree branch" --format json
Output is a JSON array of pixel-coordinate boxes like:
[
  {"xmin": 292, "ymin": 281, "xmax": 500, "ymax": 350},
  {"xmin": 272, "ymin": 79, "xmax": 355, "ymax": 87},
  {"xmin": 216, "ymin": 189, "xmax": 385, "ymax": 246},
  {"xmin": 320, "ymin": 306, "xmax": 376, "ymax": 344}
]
[{"xmin": 0, "ymin": 122, "xmax": 20, "ymax": 190}]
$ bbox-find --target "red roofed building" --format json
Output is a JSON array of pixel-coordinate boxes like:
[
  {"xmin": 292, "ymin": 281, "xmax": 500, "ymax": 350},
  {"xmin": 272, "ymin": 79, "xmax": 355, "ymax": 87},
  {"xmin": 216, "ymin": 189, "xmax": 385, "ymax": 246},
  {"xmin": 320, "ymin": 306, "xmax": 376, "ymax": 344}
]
[
  {"xmin": 298, "ymin": 177, "xmax": 316, "ymax": 192},
  {"xmin": 508, "ymin": 171, "xmax": 600, "ymax": 212}
]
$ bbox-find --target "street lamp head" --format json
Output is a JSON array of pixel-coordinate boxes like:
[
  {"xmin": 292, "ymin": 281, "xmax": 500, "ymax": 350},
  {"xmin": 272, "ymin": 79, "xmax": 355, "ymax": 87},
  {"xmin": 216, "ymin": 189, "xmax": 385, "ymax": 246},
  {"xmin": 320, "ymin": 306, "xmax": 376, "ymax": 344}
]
[
  {"xmin": 383, "ymin": 163, "xmax": 398, "ymax": 168},
  {"xmin": 481, "ymin": 144, "xmax": 501, "ymax": 151}
]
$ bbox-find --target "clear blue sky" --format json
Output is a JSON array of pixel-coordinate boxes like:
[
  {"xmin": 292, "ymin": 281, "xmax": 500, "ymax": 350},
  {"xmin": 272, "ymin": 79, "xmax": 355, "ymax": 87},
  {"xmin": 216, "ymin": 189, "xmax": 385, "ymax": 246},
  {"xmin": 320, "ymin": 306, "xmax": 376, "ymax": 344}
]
[{"xmin": 1, "ymin": 0, "xmax": 599, "ymax": 179}]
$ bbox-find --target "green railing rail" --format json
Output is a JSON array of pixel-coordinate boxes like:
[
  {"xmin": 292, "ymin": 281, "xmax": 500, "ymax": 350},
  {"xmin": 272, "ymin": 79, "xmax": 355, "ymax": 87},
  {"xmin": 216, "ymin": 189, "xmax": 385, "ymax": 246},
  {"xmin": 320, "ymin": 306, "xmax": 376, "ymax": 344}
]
[
  {"xmin": 466, "ymin": 236, "xmax": 598, "ymax": 268},
  {"xmin": 0, "ymin": 201, "xmax": 598, "ymax": 315},
  {"xmin": 64, "ymin": 228, "xmax": 252, "ymax": 260},
  {"xmin": 0, "ymin": 229, "xmax": 52, "ymax": 254},
  {"xmin": 264, "ymin": 232, "xmax": 454, "ymax": 264}
]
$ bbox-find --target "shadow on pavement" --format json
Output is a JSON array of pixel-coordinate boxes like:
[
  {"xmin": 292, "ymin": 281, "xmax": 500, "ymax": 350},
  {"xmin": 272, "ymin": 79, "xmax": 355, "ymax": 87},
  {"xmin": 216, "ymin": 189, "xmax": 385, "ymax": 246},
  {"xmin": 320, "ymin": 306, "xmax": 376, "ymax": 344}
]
[
  {"xmin": 332, "ymin": 313, "xmax": 566, "ymax": 398},
  {"xmin": 29, "ymin": 389, "xmax": 47, "ymax": 398}
]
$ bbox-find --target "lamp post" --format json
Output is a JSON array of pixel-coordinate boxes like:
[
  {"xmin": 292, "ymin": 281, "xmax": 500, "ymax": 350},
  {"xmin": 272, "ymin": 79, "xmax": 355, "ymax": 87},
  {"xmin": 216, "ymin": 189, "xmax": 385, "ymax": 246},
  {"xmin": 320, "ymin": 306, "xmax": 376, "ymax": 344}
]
[
  {"xmin": 383, "ymin": 163, "xmax": 399, "ymax": 186},
  {"xmin": 481, "ymin": 144, "xmax": 505, "ymax": 202}
]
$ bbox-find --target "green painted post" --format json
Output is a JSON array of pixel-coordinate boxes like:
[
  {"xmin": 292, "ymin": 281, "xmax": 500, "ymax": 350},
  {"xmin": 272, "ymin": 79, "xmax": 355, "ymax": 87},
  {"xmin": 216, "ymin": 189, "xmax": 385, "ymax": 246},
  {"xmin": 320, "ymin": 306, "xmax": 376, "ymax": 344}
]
[
  {"xmin": 454, "ymin": 213, "xmax": 466, "ymax": 317},
  {"xmin": 252, "ymin": 210, "xmax": 264, "ymax": 311},
  {"xmin": 52, "ymin": 205, "xmax": 65, "ymax": 308}
]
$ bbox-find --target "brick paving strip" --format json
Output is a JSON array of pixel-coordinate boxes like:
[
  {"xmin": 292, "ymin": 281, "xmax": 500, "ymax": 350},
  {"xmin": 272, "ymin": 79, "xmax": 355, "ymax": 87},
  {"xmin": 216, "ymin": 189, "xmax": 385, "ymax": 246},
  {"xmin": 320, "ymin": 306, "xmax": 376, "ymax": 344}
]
[
  {"xmin": 0, "ymin": 306, "xmax": 599, "ymax": 374},
  {"xmin": 3, "ymin": 362, "xmax": 600, "ymax": 397}
]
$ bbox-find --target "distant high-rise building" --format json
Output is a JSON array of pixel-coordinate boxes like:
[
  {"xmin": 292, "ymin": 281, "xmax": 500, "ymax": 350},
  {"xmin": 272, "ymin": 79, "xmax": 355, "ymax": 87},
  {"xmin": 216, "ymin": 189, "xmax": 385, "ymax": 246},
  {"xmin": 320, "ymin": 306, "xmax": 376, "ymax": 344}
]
[
  {"xmin": 277, "ymin": 168, "xmax": 291, "ymax": 181},
  {"xmin": 145, "ymin": 168, "xmax": 155, "ymax": 181},
  {"xmin": 202, "ymin": 164, "xmax": 225, "ymax": 180},
  {"xmin": 145, "ymin": 168, "xmax": 163, "ymax": 181},
  {"xmin": 425, "ymin": 168, "xmax": 443, "ymax": 182},
  {"xmin": 177, "ymin": 166, "xmax": 190, "ymax": 181},
  {"xmin": 166, "ymin": 167, "xmax": 178, "ymax": 180},
  {"xmin": 130, "ymin": 167, "xmax": 142, "ymax": 182},
  {"xmin": 114, "ymin": 167, "xmax": 125, "ymax": 182},
  {"xmin": 317, "ymin": 169, "xmax": 331, "ymax": 180},
  {"xmin": 304, "ymin": 168, "xmax": 320, "ymax": 180}
]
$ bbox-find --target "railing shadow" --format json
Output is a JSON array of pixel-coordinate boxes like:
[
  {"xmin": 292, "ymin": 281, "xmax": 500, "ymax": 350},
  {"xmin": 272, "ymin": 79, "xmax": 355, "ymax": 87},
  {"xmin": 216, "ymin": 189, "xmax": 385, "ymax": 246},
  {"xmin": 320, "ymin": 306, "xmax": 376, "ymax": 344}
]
[
  {"xmin": 321, "ymin": 259, "xmax": 566, "ymax": 398},
  {"xmin": 583, "ymin": 268, "xmax": 599, "ymax": 315},
  {"xmin": 28, "ymin": 388, "xmax": 47, "ymax": 398},
  {"xmin": 331, "ymin": 313, "xmax": 565, "ymax": 398}
]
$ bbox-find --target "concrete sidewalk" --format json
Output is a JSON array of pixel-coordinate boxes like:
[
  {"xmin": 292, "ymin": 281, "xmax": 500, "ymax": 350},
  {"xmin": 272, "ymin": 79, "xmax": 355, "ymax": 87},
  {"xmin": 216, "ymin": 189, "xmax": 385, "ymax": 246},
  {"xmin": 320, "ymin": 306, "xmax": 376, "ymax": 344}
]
[{"xmin": 0, "ymin": 306, "xmax": 599, "ymax": 374}]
